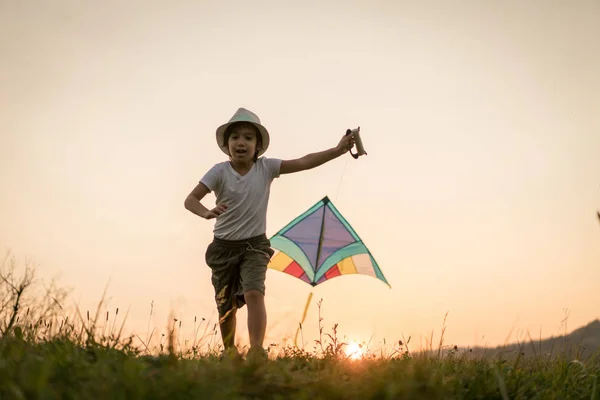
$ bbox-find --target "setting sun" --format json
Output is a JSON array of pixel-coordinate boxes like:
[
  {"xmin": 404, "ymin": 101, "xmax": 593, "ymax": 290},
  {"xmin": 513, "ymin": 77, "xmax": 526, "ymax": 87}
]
[{"xmin": 345, "ymin": 341, "xmax": 366, "ymax": 360}]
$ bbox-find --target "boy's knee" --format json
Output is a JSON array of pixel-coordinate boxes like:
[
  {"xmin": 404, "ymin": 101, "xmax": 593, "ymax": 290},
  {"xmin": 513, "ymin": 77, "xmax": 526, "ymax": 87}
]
[
  {"xmin": 240, "ymin": 261, "xmax": 267, "ymax": 297},
  {"xmin": 244, "ymin": 290, "xmax": 264, "ymax": 303}
]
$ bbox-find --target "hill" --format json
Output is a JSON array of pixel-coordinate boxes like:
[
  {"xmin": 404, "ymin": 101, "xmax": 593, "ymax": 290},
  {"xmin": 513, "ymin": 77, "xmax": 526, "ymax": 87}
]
[{"xmin": 465, "ymin": 319, "xmax": 600, "ymax": 361}]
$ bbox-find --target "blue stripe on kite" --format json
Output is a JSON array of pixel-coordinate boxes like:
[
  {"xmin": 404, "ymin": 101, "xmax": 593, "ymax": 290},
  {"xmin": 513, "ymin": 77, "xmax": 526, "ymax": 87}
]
[{"xmin": 270, "ymin": 235, "xmax": 315, "ymax": 281}]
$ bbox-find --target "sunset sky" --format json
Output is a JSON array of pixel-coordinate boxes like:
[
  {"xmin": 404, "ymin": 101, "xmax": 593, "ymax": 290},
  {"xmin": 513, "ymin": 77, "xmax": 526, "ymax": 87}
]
[{"xmin": 1, "ymin": 0, "xmax": 599, "ymax": 352}]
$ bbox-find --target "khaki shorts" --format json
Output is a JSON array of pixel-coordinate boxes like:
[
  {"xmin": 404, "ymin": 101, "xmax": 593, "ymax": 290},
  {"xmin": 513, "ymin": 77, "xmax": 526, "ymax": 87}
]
[{"xmin": 205, "ymin": 234, "xmax": 274, "ymax": 321}]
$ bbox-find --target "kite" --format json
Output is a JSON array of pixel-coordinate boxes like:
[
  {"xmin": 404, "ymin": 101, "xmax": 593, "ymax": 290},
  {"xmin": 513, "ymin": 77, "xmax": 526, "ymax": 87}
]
[
  {"xmin": 267, "ymin": 196, "xmax": 390, "ymax": 347},
  {"xmin": 268, "ymin": 196, "xmax": 389, "ymax": 288}
]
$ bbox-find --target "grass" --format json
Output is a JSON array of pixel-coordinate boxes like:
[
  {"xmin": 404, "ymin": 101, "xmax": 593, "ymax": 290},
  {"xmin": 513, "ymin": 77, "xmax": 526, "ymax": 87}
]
[{"xmin": 1, "ymin": 252, "xmax": 600, "ymax": 399}]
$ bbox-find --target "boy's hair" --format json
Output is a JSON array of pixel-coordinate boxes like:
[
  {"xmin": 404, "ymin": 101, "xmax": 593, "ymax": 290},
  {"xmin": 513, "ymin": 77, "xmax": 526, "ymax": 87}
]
[{"xmin": 223, "ymin": 122, "xmax": 263, "ymax": 161}]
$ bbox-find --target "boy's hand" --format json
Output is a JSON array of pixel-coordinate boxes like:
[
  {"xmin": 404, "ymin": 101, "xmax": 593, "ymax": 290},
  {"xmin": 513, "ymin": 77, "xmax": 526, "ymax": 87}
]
[
  {"xmin": 202, "ymin": 204, "xmax": 227, "ymax": 219},
  {"xmin": 336, "ymin": 133, "xmax": 356, "ymax": 155}
]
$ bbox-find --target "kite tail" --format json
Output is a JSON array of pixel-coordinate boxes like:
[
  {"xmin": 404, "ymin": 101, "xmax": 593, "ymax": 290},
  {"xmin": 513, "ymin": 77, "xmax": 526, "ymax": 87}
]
[{"xmin": 294, "ymin": 291, "xmax": 313, "ymax": 348}]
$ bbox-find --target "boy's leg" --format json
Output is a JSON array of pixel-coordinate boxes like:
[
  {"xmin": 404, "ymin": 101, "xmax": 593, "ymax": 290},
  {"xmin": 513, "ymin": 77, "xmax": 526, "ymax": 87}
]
[
  {"xmin": 205, "ymin": 240, "xmax": 242, "ymax": 351},
  {"xmin": 240, "ymin": 238, "xmax": 274, "ymax": 350},
  {"xmin": 220, "ymin": 307, "xmax": 237, "ymax": 349},
  {"xmin": 244, "ymin": 290, "xmax": 266, "ymax": 348}
]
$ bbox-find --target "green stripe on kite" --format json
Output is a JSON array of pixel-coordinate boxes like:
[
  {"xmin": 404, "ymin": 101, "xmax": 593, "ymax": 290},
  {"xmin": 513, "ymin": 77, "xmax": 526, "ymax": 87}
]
[
  {"xmin": 270, "ymin": 235, "xmax": 315, "ymax": 281},
  {"xmin": 314, "ymin": 242, "xmax": 369, "ymax": 281},
  {"xmin": 370, "ymin": 253, "xmax": 389, "ymax": 285}
]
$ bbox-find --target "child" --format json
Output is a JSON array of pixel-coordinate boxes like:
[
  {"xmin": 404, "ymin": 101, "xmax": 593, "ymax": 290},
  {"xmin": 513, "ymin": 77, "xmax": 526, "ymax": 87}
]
[{"xmin": 184, "ymin": 107, "xmax": 355, "ymax": 361}]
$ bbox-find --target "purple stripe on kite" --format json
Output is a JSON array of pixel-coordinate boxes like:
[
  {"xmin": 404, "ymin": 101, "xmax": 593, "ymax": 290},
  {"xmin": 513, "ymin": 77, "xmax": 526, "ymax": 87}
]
[
  {"xmin": 281, "ymin": 205, "xmax": 324, "ymax": 271},
  {"xmin": 299, "ymin": 273, "xmax": 311, "ymax": 284},
  {"xmin": 280, "ymin": 202, "xmax": 358, "ymax": 273},
  {"xmin": 316, "ymin": 205, "xmax": 356, "ymax": 268},
  {"xmin": 316, "ymin": 274, "xmax": 327, "ymax": 285}
]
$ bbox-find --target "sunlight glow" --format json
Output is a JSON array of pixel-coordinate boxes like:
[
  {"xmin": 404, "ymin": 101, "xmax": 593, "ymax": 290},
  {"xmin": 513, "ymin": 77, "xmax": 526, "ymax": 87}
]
[{"xmin": 345, "ymin": 341, "xmax": 366, "ymax": 360}]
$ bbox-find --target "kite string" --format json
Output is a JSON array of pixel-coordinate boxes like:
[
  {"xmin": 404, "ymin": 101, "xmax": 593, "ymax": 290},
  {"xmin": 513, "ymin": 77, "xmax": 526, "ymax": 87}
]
[{"xmin": 334, "ymin": 157, "xmax": 349, "ymax": 203}]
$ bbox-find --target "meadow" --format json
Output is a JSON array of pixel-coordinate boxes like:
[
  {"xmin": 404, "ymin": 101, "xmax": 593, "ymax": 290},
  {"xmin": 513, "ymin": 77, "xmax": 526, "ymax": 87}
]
[{"xmin": 1, "ymin": 252, "xmax": 599, "ymax": 399}]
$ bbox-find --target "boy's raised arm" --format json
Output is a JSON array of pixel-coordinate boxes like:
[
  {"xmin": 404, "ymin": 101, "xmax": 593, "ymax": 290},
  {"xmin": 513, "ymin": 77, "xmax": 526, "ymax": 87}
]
[{"xmin": 280, "ymin": 133, "xmax": 355, "ymax": 175}]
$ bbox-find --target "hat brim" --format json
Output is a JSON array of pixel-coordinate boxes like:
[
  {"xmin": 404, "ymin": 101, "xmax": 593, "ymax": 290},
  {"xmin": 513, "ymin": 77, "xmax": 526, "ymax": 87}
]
[{"xmin": 216, "ymin": 121, "xmax": 270, "ymax": 157}]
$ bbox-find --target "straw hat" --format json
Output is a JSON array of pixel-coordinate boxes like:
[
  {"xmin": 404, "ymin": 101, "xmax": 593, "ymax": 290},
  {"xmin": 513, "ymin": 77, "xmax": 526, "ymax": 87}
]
[{"xmin": 215, "ymin": 108, "xmax": 270, "ymax": 156}]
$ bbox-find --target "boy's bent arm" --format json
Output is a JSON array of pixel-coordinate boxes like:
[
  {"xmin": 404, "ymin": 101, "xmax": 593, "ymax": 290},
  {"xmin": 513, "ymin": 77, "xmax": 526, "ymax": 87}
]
[
  {"xmin": 280, "ymin": 147, "xmax": 343, "ymax": 174},
  {"xmin": 184, "ymin": 183, "xmax": 211, "ymax": 218}
]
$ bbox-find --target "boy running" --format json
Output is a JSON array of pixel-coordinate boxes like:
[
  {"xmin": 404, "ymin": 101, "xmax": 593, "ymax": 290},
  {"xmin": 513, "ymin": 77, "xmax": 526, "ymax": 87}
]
[{"xmin": 184, "ymin": 107, "xmax": 355, "ymax": 360}]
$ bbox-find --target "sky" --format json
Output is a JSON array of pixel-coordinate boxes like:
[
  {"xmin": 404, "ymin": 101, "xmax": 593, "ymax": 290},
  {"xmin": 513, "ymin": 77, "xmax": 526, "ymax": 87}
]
[{"xmin": 1, "ymin": 0, "xmax": 599, "ymax": 353}]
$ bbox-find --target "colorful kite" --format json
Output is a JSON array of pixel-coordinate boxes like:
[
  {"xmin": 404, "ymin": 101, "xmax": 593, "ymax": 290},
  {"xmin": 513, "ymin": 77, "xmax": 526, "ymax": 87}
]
[
  {"xmin": 267, "ymin": 195, "xmax": 389, "ymax": 347},
  {"xmin": 268, "ymin": 196, "xmax": 389, "ymax": 288}
]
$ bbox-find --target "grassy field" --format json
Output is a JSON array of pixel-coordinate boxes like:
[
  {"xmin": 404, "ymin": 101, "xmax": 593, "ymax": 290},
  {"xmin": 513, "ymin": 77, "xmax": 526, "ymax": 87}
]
[
  {"xmin": 2, "ymin": 320, "xmax": 599, "ymax": 399},
  {"xmin": 1, "ymin": 253, "xmax": 599, "ymax": 399}
]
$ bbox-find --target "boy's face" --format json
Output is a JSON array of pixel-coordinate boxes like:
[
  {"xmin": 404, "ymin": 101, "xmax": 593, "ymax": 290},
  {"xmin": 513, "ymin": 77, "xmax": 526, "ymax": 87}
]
[{"xmin": 227, "ymin": 124, "xmax": 259, "ymax": 162}]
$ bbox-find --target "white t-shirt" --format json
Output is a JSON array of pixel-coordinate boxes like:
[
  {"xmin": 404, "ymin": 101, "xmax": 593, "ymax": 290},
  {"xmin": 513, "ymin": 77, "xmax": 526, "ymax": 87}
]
[{"xmin": 200, "ymin": 157, "xmax": 283, "ymax": 240}]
